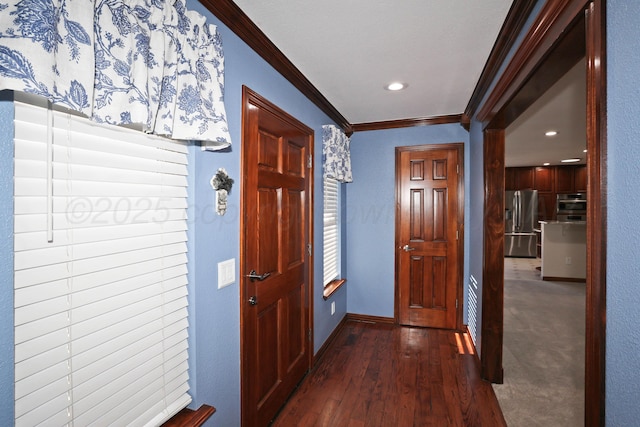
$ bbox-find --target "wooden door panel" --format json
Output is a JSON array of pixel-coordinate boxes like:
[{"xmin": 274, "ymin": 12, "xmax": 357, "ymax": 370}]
[
  {"xmin": 408, "ymin": 255, "xmax": 449, "ymax": 322},
  {"xmin": 285, "ymin": 140, "xmax": 305, "ymax": 177},
  {"xmin": 284, "ymin": 285, "xmax": 304, "ymax": 369},
  {"xmin": 242, "ymin": 87, "xmax": 312, "ymax": 427},
  {"xmin": 410, "ymin": 189, "xmax": 425, "ymax": 240},
  {"xmin": 433, "ymin": 158, "xmax": 448, "ymax": 180},
  {"xmin": 257, "ymin": 303, "xmax": 279, "ymax": 402},
  {"xmin": 257, "ymin": 188, "xmax": 280, "ymax": 274},
  {"xmin": 411, "ymin": 159, "xmax": 424, "ymax": 180},
  {"xmin": 397, "ymin": 145, "xmax": 461, "ymax": 329},
  {"xmin": 409, "ymin": 256, "xmax": 425, "ymax": 306},
  {"xmin": 432, "ymin": 188, "xmax": 447, "ymax": 241},
  {"xmin": 258, "ymin": 131, "xmax": 280, "ymax": 170},
  {"xmin": 286, "ymin": 189, "xmax": 304, "ymax": 266}
]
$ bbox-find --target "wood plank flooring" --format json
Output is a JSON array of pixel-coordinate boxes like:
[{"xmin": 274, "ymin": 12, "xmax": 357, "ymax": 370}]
[{"xmin": 271, "ymin": 320, "xmax": 506, "ymax": 427}]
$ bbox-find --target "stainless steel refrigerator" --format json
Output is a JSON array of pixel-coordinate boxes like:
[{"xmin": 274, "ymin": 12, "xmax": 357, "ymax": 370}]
[{"xmin": 505, "ymin": 190, "xmax": 538, "ymax": 257}]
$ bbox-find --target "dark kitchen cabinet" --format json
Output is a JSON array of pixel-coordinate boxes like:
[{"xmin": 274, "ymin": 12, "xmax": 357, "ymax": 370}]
[
  {"xmin": 574, "ymin": 165, "xmax": 587, "ymax": 192},
  {"xmin": 517, "ymin": 167, "xmax": 535, "ymax": 190},
  {"xmin": 505, "ymin": 168, "xmax": 518, "ymax": 191},
  {"xmin": 506, "ymin": 167, "xmax": 535, "ymax": 190},
  {"xmin": 555, "ymin": 167, "xmax": 574, "ymax": 193},
  {"xmin": 537, "ymin": 192, "xmax": 555, "ymax": 221},
  {"xmin": 534, "ymin": 167, "xmax": 554, "ymax": 192}
]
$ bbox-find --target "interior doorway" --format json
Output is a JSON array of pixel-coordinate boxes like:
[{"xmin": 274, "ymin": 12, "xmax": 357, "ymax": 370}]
[
  {"xmin": 497, "ymin": 57, "xmax": 587, "ymax": 424},
  {"xmin": 394, "ymin": 144, "xmax": 464, "ymax": 330},
  {"xmin": 478, "ymin": 1, "xmax": 606, "ymax": 426}
]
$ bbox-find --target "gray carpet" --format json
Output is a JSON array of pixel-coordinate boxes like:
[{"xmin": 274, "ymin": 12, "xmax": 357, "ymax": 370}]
[{"xmin": 493, "ymin": 257, "xmax": 585, "ymax": 427}]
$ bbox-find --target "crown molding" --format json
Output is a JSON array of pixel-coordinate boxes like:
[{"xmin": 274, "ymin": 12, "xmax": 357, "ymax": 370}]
[
  {"xmin": 476, "ymin": 0, "xmax": 590, "ymax": 125},
  {"xmin": 465, "ymin": 0, "xmax": 538, "ymax": 119},
  {"xmin": 200, "ymin": 0, "xmax": 352, "ymax": 133},
  {"xmin": 351, "ymin": 114, "xmax": 464, "ymax": 133}
]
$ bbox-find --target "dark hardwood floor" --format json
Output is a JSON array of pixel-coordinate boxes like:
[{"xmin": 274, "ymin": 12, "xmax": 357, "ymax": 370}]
[{"xmin": 271, "ymin": 320, "xmax": 506, "ymax": 427}]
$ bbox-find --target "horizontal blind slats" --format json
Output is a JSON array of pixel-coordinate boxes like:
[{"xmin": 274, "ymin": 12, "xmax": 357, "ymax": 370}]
[
  {"xmin": 15, "ymin": 230, "xmax": 188, "ymax": 270},
  {"xmin": 15, "ymin": 244, "xmax": 187, "ymax": 289},
  {"xmin": 323, "ymin": 177, "xmax": 340, "ymax": 285},
  {"xmin": 15, "ymin": 375, "xmax": 69, "ymax": 418},
  {"xmin": 15, "ymin": 223, "xmax": 188, "ymax": 252},
  {"xmin": 15, "ymin": 195, "xmax": 187, "ymax": 216},
  {"xmin": 14, "ymin": 100, "xmax": 191, "ymax": 426},
  {"xmin": 15, "ymin": 390, "xmax": 70, "ymax": 427}
]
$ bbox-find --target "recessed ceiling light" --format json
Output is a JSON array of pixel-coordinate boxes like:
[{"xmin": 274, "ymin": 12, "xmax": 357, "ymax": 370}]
[
  {"xmin": 543, "ymin": 162, "xmax": 550, "ymax": 166},
  {"xmin": 385, "ymin": 82, "xmax": 407, "ymax": 91},
  {"xmin": 583, "ymin": 149, "xmax": 588, "ymax": 153},
  {"xmin": 545, "ymin": 130, "xmax": 558, "ymax": 137},
  {"xmin": 561, "ymin": 158, "xmax": 581, "ymax": 163}
]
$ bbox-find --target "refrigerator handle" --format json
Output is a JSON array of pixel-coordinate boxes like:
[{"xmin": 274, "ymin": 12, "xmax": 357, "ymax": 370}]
[{"xmin": 514, "ymin": 191, "xmax": 520, "ymax": 230}]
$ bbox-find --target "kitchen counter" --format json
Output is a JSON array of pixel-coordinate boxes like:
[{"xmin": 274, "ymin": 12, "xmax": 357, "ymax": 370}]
[{"xmin": 539, "ymin": 221, "xmax": 586, "ymax": 281}]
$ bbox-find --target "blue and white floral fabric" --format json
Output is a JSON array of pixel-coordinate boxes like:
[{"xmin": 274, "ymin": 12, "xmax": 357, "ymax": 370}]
[
  {"xmin": 0, "ymin": 0, "xmax": 231, "ymax": 149},
  {"xmin": 322, "ymin": 124, "xmax": 353, "ymax": 183}
]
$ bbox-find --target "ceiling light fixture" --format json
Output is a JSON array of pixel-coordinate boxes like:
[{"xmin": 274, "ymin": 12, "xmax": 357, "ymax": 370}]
[
  {"xmin": 385, "ymin": 82, "xmax": 407, "ymax": 91},
  {"xmin": 583, "ymin": 149, "xmax": 588, "ymax": 153},
  {"xmin": 545, "ymin": 130, "xmax": 558, "ymax": 137},
  {"xmin": 561, "ymin": 158, "xmax": 581, "ymax": 163},
  {"xmin": 543, "ymin": 162, "xmax": 550, "ymax": 166}
]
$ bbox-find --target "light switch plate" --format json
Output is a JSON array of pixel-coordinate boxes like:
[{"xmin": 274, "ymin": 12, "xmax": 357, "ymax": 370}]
[{"xmin": 218, "ymin": 258, "xmax": 235, "ymax": 289}]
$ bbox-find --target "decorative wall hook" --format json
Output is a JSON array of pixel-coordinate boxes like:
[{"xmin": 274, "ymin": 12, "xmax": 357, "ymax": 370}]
[{"xmin": 210, "ymin": 168, "xmax": 234, "ymax": 215}]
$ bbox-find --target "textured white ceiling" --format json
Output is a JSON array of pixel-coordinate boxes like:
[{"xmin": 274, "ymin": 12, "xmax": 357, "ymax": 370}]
[
  {"xmin": 506, "ymin": 60, "xmax": 586, "ymax": 167},
  {"xmin": 231, "ymin": 0, "xmax": 584, "ymax": 167},
  {"xmin": 232, "ymin": 0, "xmax": 513, "ymax": 123}
]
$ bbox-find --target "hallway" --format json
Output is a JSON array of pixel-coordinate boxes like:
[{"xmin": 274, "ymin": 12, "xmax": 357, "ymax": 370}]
[{"xmin": 271, "ymin": 320, "xmax": 506, "ymax": 427}]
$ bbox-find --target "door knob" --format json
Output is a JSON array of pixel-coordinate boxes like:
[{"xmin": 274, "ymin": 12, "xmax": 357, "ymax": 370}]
[
  {"xmin": 402, "ymin": 245, "xmax": 416, "ymax": 252},
  {"xmin": 248, "ymin": 296, "xmax": 258, "ymax": 305},
  {"xmin": 245, "ymin": 270, "xmax": 271, "ymax": 282}
]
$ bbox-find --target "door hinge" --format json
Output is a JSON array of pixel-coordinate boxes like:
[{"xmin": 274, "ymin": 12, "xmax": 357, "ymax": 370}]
[
  {"xmin": 456, "ymin": 299, "xmax": 458, "ymax": 309},
  {"xmin": 308, "ymin": 328, "xmax": 312, "ymax": 341},
  {"xmin": 307, "ymin": 243, "xmax": 312, "ymax": 256},
  {"xmin": 307, "ymin": 154, "xmax": 313, "ymax": 169},
  {"xmin": 456, "ymin": 230, "xmax": 459, "ymax": 240},
  {"xmin": 456, "ymin": 164, "xmax": 459, "ymax": 174}
]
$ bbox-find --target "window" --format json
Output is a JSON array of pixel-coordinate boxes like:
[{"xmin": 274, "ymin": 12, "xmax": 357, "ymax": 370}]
[
  {"xmin": 13, "ymin": 98, "xmax": 190, "ymax": 426},
  {"xmin": 323, "ymin": 176, "xmax": 340, "ymax": 286}
]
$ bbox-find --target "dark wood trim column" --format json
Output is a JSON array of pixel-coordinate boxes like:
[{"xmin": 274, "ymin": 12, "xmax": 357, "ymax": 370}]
[
  {"xmin": 481, "ymin": 128, "xmax": 505, "ymax": 383},
  {"xmin": 585, "ymin": 1, "xmax": 607, "ymax": 425}
]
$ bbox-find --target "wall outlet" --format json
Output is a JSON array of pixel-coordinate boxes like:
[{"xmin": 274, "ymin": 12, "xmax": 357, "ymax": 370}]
[
  {"xmin": 331, "ymin": 301, "xmax": 336, "ymax": 315},
  {"xmin": 218, "ymin": 258, "xmax": 235, "ymax": 289},
  {"xmin": 565, "ymin": 256, "xmax": 572, "ymax": 265}
]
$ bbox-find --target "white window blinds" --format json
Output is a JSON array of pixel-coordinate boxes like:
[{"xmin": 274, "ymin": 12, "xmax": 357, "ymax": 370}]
[
  {"xmin": 323, "ymin": 177, "xmax": 339, "ymax": 285},
  {"xmin": 13, "ymin": 99, "xmax": 191, "ymax": 426}
]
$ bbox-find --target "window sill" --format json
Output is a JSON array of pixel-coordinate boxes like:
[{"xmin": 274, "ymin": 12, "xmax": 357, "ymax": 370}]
[
  {"xmin": 323, "ymin": 279, "xmax": 346, "ymax": 300},
  {"xmin": 162, "ymin": 404, "xmax": 216, "ymax": 427}
]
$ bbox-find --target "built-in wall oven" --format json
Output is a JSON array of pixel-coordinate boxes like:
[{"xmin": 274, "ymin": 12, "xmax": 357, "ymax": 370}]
[{"xmin": 557, "ymin": 193, "xmax": 587, "ymax": 221}]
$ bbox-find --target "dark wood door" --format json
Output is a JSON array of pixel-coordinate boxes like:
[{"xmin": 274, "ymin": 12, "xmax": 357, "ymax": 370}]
[
  {"xmin": 241, "ymin": 87, "xmax": 313, "ymax": 427},
  {"xmin": 396, "ymin": 144, "xmax": 462, "ymax": 329}
]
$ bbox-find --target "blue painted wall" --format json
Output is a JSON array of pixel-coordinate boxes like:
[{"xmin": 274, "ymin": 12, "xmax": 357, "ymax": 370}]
[
  {"xmin": 466, "ymin": 119, "xmax": 485, "ymax": 352},
  {"xmin": 184, "ymin": 1, "xmax": 348, "ymax": 424},
  {"xmin": 606, "ymin": 0, "xmax": 640, "ymax": 424},
  {"xmin": 0, "ymin": 92, "xmax": 15, "ymax": 427},
  {"xmin": 346, "ymin": 125, "xmax": 470, "ymax": 319}
]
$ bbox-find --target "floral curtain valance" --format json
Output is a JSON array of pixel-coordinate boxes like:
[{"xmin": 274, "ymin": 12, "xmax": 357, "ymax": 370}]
[
  {"xmin": 322, "ymin": 124, "xmax": 352, "ymax": 183},
  {"xmin": 0, "ymin": 0, "xmax": 231, "ymax": 150}
]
